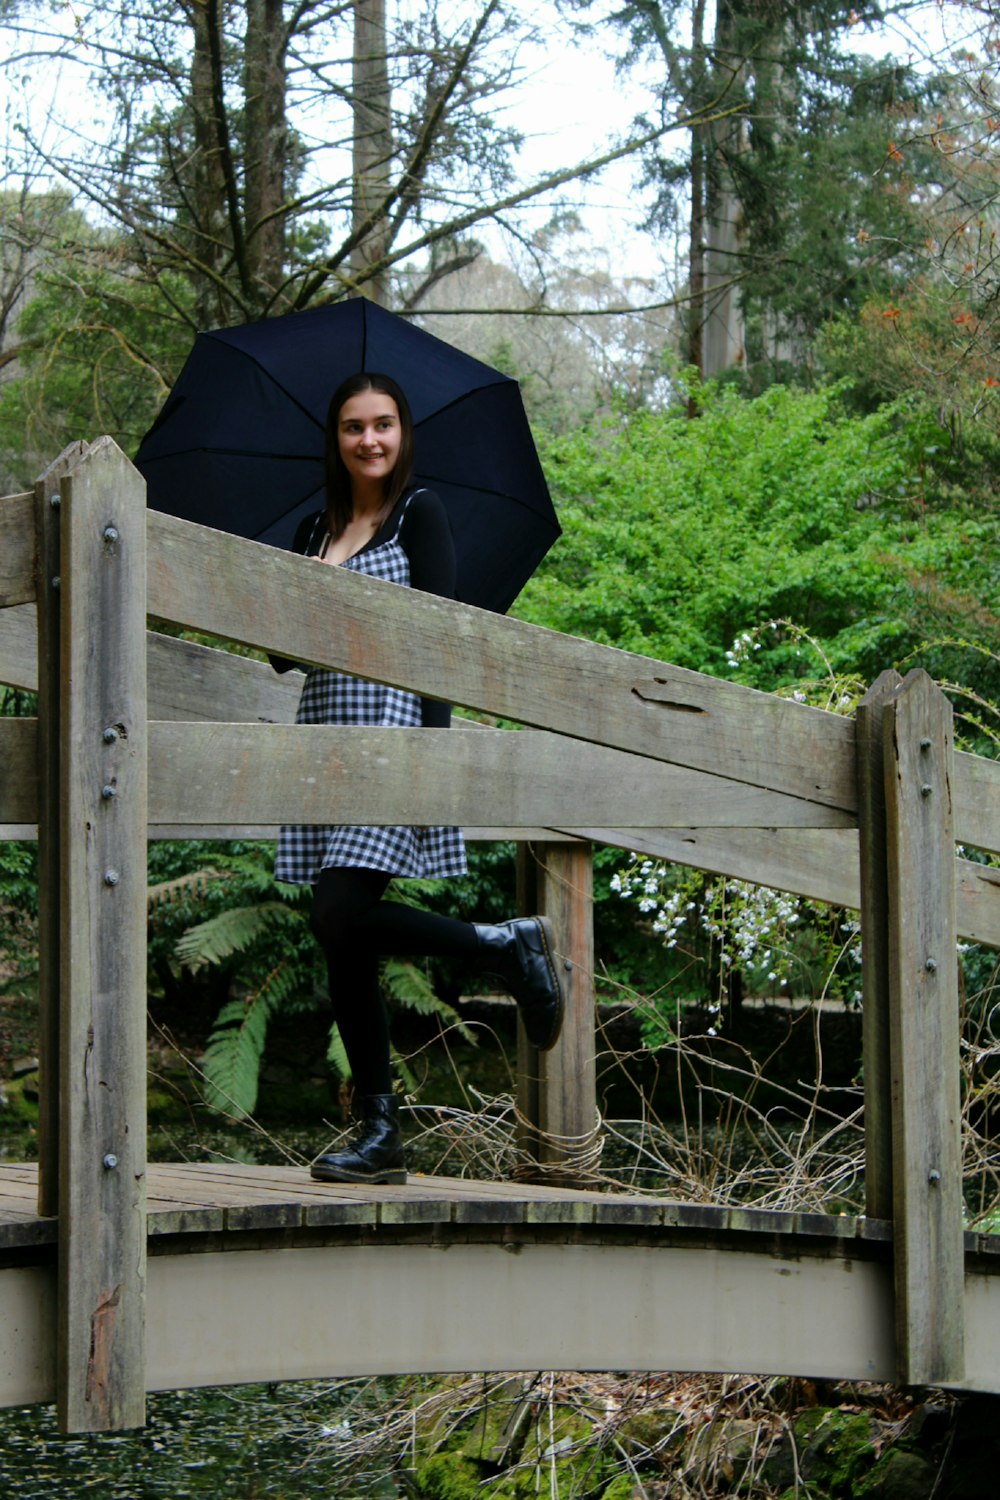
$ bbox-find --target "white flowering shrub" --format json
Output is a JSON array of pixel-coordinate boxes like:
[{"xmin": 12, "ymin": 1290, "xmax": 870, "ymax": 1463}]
[
  {"xmin": 612, "ymin": 856, "xmax": 863, "ymax": 1044},
  {"xmin": 611, "ymin": 619, "xmax": 872, "ymax": 1045},
  {"xmin": 724, "ymin": 617, "xmax": 867, "ymax": 714}
]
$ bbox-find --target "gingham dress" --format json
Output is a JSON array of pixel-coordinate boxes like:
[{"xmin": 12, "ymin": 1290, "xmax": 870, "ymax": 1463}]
[{"xmin": 274, "ymin": 493, "xmax": 468, "ymax": 885}]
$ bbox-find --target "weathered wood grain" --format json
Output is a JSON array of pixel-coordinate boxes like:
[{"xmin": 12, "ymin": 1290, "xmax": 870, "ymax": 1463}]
[
  {"xmin": 57, "ymin": 437, "xmax": 148, "ymax": 1432},
  {"xmin": 0, "ymin": 492, "xmax": 35, "ymax": 607},
  {"xmin": 144, "ymin": 512, "xmax": 1000, "ymax": 850},
  {"xmin": 145, "ymin": 633, "xmax": 301, "ymax": 723},
  {"xmin": 0, "ymin": 718, "xmax": 37, "ymax": 821},
  {"xmin": 957, "ymin": 860, "xmax": 1000, "ymax": 947},
  {"xmin": 34, "ymin": 455, "xmax": 83, "ymax": 1221},
  {"xmin": 883, "ymin": 670, "xmax": 964, "ymax": 1385},
  {"xmin": 0, "ymin": 606, "xmax": 304, "ymax": 723},
  {"xmin": 33, "ymin": 446, "xmax": 88, "ymax": 1217},
  {"xmin": 7, "ymin": 573, "xmax": 999, "ymax": 852},
  {"xmin": 146, "ymin": 509, "xmax": 858, "ymax": 813},
  {"xmin": 145, "ymin": 721, "xmax": 856, "ymax": 830},
  {"xmin": 3, "ymin": 723, "xmax": 996, "ymax": 944},
  {"xmin": 954, "ymin": 750, "xmax": 1000, "ymax": 857},
  {"xmin": 0, "ymin": 603, "xmax": 36, "ymax": 691},
  {"xmin": 534, "ymin": 843, "xmax": 598, "ymax": 1182},
  {"xmin": 857, "ymin": 672, "xmax": 902, "ymax": 1222}
]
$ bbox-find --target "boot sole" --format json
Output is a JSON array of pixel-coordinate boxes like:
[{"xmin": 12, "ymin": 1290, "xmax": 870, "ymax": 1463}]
[{"xmin": 310, "ymin": 1163, "xmax": 407, "ymax": 1185}]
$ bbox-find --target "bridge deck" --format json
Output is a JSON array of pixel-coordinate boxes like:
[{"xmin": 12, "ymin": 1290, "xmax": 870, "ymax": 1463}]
[
  {"xmin": 0, "ymin": 1159, "xmax": 897, "ymax": 1248},
  {"xmin": 4, "ymin": 1164, "xmax": 1000, "ymax": 1404}
]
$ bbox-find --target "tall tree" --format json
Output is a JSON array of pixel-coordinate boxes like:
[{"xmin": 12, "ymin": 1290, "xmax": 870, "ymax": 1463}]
[
  {"xmin": 2, "ymin": 0, "xmax": 674, "ymax": 334},
  {"xmin": 569, "ymin": 0, "xmax": 941, "ymax": 385}
]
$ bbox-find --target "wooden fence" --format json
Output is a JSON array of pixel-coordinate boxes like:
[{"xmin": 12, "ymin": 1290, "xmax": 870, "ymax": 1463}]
[{"xmin": 1, "ymin": 436, "xmax": 1000, "ymax": 1429}]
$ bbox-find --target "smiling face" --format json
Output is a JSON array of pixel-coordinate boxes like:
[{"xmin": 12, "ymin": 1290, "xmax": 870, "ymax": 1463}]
[{"xmin": 336, "ymin": 389, "xmax": 403, "ymax": 497}]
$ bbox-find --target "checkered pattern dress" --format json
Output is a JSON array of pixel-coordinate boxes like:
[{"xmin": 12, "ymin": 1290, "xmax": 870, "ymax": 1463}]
[{"xmin": 274, "ymin": 495, "xmax": 468, "ymax": 885}]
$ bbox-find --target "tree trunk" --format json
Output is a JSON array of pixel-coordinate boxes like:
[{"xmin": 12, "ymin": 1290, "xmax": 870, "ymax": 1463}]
[
  {"xmin": 687, "ymin": 0, "xmax": 708, "ymax": 402},
  {"xmin": 244, "ymin": 0, "xmax": 289, "ymax": 310},
  {"xmin": 702, "ymin": 0, "xmax": 746, "ymax": 378},
  {"xmin": 351, "ymin": 0, "xmax": 392, "ymax": 305},
  {"xmin": 189, "ymin": 0, "xmax": 231, "ymax": 326}
]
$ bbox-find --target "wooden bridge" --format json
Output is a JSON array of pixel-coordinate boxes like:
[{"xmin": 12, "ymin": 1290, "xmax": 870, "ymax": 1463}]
[{"xmin": 2, "ymin": 437, "xmax": 1000, "ymax": 1431}]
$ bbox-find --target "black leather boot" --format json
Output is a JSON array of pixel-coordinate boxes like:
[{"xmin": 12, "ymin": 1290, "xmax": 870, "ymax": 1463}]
[
  {"xmin": 310, "ymin": 1093, "xmax": 406, "ymax": 1185},
  {"xmin": 473, "ymin": 916, "xmax": 564, "ymax": 1051}
]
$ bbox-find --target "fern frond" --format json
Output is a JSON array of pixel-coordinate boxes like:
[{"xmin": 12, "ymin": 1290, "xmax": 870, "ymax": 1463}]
[
  {"xmin": 175, "ymin": 901, "xmax": 302, "ymax": 971},
  {"xmin": 211, "ymin": 854, "xmax": 290, "ymax": 896},
  {"xmin": 382, "ymin": 959, "xmax": 476, "ymax": 1043},
  {"xmin": 147, "ymin": 869, "xmax": 222, "ymax": 912},
  {"xmin": 385, "ymin": 879, "xmax": 450, "ymax": 907},
  {"xmin": 201, "ymin": 963, "xmax": 293, "ymax": 1117},
  {"xmin": 326, "ymin": 1024, "xmax": 351, "ymax": 1081}
]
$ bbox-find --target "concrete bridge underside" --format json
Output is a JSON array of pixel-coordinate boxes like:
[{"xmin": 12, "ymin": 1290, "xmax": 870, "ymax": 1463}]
[{"xmin": 2, "ymin": 1166, "xmax": 1000, "ymax": 1405}]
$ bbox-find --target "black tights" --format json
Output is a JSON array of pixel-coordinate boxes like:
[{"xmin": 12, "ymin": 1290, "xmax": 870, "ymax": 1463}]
[{"xmin": 309, "ymin": 867, "xmax": 480, "ymax": 1096}]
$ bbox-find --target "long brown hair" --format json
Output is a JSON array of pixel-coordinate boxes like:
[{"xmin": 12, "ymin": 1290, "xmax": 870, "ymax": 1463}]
[{"xmin": 324, "ymin": 371, "xmax": 415, "ymax": 540}]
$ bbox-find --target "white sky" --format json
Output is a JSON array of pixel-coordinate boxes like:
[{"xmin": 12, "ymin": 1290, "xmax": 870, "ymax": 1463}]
[{"xmin": 1, "ymin": 0, "xmax": 978, "ymax": 293}]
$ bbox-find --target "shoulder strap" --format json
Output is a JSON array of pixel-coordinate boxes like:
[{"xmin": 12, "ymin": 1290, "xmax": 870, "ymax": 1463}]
[{"xmin": 388, "ymin": 486, "xmax": 427, "ymax": 539}]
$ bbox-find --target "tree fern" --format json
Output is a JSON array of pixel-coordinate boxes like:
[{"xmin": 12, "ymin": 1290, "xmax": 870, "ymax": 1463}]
[
  {"xmin": 382, "ymin": 959, "xmax": 477, "ymax": 1044},
  {"xmin": 201, "ymin": 961, "xmax": 300, "ymax": 1118},
  {"xmin": 175, "ymin": 901, "xmax": 303, "ymax": 972}
]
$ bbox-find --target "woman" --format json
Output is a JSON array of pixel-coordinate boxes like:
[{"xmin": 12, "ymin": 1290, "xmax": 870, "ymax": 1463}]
[{"xmin": 273, "ymin": 372, "xmax": 563, "ymax": 1186}]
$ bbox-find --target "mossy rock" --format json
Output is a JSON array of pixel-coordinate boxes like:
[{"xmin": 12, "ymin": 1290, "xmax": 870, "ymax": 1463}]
[
  {"xmin": 600, "ymin": 1477, "xmax": 646, "ymax": 1500},
  {"xmin": 855, "ymin": 1447, "xmax": 937, "ymax": 1500},
  {"xmin": 683, "ymin": 1415, "xmax": 759, "ymax": 1489},
  {"xmin": 618, "ymin": 1406, "xmax": 683, "ymax": 1452},
  {"xmin": 416, "ymin": 1381, "xmax": 621, "ymax": 1499},
  {"xmin": 764, "ymin": 1407, "xmax": 877, "ymax": 1496},
  {"xmin": 417, "ymin": 1451, "xmax": 496, "ymax": 1500}
]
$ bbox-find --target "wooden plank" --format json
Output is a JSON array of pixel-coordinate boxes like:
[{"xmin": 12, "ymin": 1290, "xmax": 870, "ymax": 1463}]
[
  {"xmin": 57, "ymin": 437, "xmax": 148, "ymax": 1432},
  {"xmin": 0, "ymin": 719, "xmax": 37, "ymax": 820},
  {"xmin": 12, "ymin": 525, "xmax": 1000, "ymax": 854},
  {"xmin": 145, "ymin": 633, "xmax": 301, "ymax": 724},
  {"xmin": 2, "ymin": 723, "xmax": 997, "ymax": 946},
  {"xmin": 884, "ymin": 670, "xmax": 964, "ymax": 1385},
  {"xmin": 0, "ymin": 602, "xmax": 36, "ymax": 691},
  {"xmin": 0, "ymin": 607, "xmax": 303, "ymax": 723},
  {"xmin": 147, "ymin": 510, "xmax": 858, "ymax": 813},
  {"xmin": 146, "ymin": 721, "xmax": 856, "ymax": 830},
  {"xmin": 535, "ymin": 842, "xmax": 599, "ymax": 1185},
  {"xmin": 34, "ymin": 446, "xmax": 88, "ymax": 1220},
  {"xmin": 857, "ymin": 671, "xmax": 902, "ymax": 1221},
  {"xmin": 12, "ymin": 551, "xmax": 1000, "ymax": 857},
  {"xmin": 957, "ymin": 859, "xmax": 1000, "ymax": 947},
  {"xmin": 954, "ymin": 750, "xmax": 1000, "ymax": 856},
  {"xmin": 0, "ymin": 492, "xmax": 35, "ymax": 607}
]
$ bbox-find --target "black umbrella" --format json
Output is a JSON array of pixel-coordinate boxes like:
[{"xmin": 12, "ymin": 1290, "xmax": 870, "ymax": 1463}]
[{"xmin": 135, "ymin": 298, "xmax": 559, "ymax": 614}]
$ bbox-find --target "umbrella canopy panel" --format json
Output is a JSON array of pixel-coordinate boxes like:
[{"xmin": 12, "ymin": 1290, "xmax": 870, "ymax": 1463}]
[{"xmin": 137, "ymin": 299, "xmax": 559, "ymax": 614}]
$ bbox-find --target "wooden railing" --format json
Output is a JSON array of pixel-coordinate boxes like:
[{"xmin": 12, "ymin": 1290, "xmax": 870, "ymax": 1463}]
[{"xmin": 1, "ymin": 436, "xmax": 999, "ymax": 1429}]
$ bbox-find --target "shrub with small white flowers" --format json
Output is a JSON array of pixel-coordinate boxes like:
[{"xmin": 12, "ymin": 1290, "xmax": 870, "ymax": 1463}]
[{"xmin": 611, "ymin": 857, "xmax": 862, "ymax": 1041}]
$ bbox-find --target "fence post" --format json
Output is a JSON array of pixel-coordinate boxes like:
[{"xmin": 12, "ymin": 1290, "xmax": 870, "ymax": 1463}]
[
  {"xmin": 34, "ymin": 442, "xmax": 89, "ymax": 1220},
  {"xmin": 57, "ymin": 438, "xmax": 148, "ymax": 1431},
  {"xmin": 516, "ymin": 840, "xmax": 598, "ymax": 1185},
  {"xmin": 883, "ymin": 669, "xmax": 964, "ymax": 1384},
  {"xmin": 856, "ymin": 669, "xmax": 902, "ymax": 1222}
]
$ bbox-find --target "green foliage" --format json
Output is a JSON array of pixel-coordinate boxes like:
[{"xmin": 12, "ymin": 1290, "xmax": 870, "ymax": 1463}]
[
  {"xmin": 381, "ymin": 960, "xmax": 477, "ymax": 1045},
  {"xmin": 0, "ymin": 195, "xmax": 196, "ymax": 487},
  {"xmin": 174, "ymin": 901, "xmax": 305, "ymax": 972},
  {"xmin": 0, "ymin": 843, "xmax": 39, "ymax": 1006},
  {"xmin": 157, "ymin": 845, "xmax": 479, "ymax": 1117},
  {"xmin": 200, "ymin": 963, "xmax": 302, "ymax": 1118},
  {"xmin": 520, "ymin": 382, "xmax": 1000, "ymax": 695}
]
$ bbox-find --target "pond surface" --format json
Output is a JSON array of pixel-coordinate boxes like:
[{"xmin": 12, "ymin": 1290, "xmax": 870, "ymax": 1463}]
[{"xmin": 0, "ymin": 1382, "xmax": 405, "ymax": 1498}]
